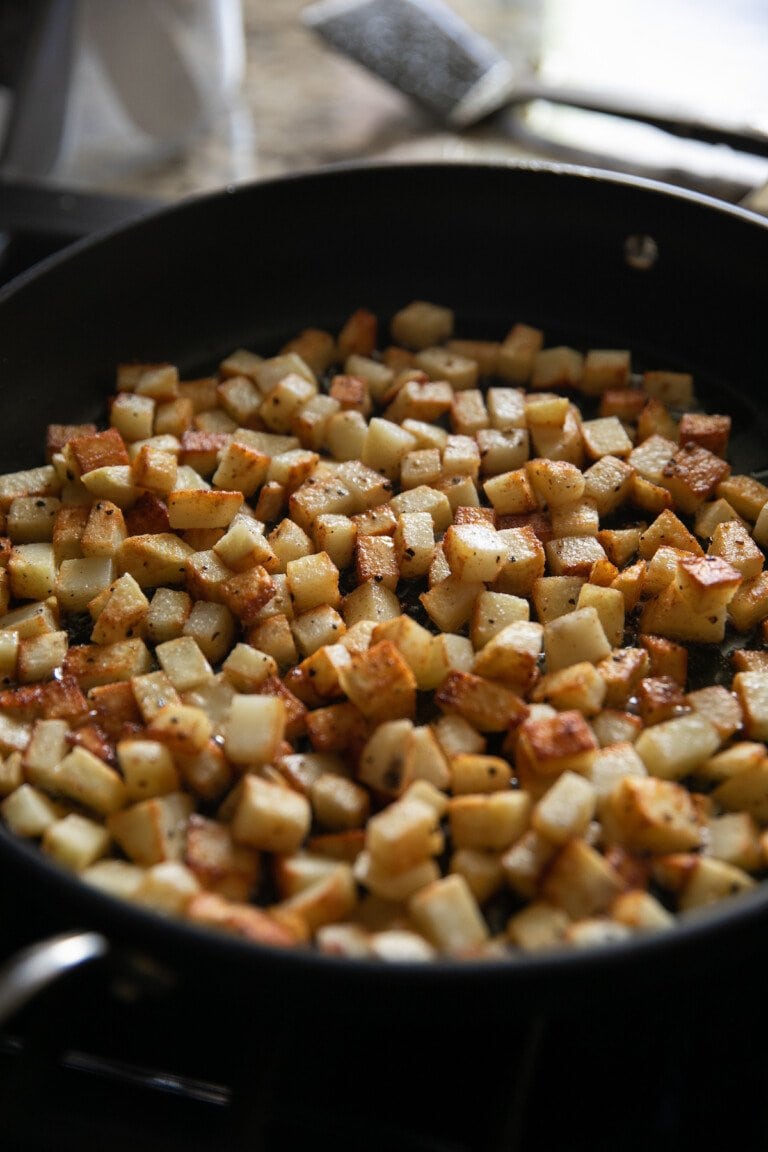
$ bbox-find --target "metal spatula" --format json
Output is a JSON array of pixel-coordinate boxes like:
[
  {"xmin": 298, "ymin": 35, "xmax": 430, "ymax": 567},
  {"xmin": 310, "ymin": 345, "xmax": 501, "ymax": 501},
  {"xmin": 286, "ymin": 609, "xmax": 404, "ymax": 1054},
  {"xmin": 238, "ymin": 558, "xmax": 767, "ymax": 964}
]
[{"xmin": 303, "ymin": 0, "xmax": 768, "ymax": 159}]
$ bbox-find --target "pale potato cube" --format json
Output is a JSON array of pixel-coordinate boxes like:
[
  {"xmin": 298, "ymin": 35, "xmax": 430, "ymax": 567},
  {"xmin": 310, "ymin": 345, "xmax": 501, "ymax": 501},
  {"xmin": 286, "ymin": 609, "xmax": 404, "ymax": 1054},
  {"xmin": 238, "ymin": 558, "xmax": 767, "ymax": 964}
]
[
  {"xmin": 361, "ymin": 418, "xmax": 417, "ymax": 480},
  {"xmin": 286, "ymin": 550, "xmax": 340, "ymax": 613},
  {"xmin": 366, "ymin": 796, "xmax": 442, "ymax": 872},
  {"xmin": 390, "ymin": 300, "xmax": 454, "ymax": 350},
  {"xmin": 353, "ymin": 850, "xmax": 440, "ymax": 902},
  {"xmin": 543, "ymin": 606, "xmax": 612, "ymax": 671},
  {"xmin": 677, "ymin": 856, "xmax": 755, "ymax": 912},
  {"xmin": 532, "ymin": 771, "xmax": 597, "ymax": 844},
  {"xmin": 602, "ymin": 775, "xmax": 702, "ymax": 853},
  {"xmin": 540, "ymin": 838, "xmax": 625, "ymax": 919},
  {"xmin": 357, "ymin": 718, "xmax": 415, "ymax": 797},
  {"xmin": 1, "ymin": 783, "xmax": 62, "ymax": 836},
  {"xmin": 393, "ymin": 511, "xmax": 435, "ymax": 579},
  {"xmin": 580, "ymin": 416, "xmax": 633, "ymax": 459},
  {"xmin": 117, "ymin": 739, "xmax": 180, "ymax": 801},
  {"xmin": 442, "ymin": 523, "xmax": 506, "ymax": 584},
  {"xmin": 507, "ymin": 900, "xmax": 570, "ymax": 951},
  {"xmin": 56, "ymin": 745, "xmax": 127, "ymax": 815},
  {"xmin": 408, "ymin": 873, "xmax": 489, "ymax": 954},
  {"xmin": 448, "ymin": 791, "xmax": 532, "ymax": 851},
  {"xmin": 133, "ymin": 860, "xmax": 201, "ymax": 915},
  {"xmin": 42, "ymin": 812, "xmax": 110, "ymax": 870},
  {"xmin": 634, "ymin": 712, "xmax": 721, "ymax": 779},
  {"xmin": 182, "ymin": 600, "xmax": 236, "ymax": 664},
  {"xmin": 224, "ymin": 694, "xmax": 286, "ymax": 766},
  {"xmin": 9, "ymin": 543, "xmax": 57, "ymax": 601}
]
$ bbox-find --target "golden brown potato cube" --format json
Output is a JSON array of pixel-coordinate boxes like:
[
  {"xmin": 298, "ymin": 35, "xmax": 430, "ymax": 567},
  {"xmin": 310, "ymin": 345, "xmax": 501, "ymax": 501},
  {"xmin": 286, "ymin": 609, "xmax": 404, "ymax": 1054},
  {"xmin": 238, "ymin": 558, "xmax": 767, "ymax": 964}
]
[
  {"xmin": 442, "ymin": 522, "xmax": 506, "ymax": 584},
  {"xmin": 68, "ymin": 427, "xmax": 130, "ymax": 475},
  {"xmin": 449, "ymin": 753, "xmax": 513, "ymax": 794},
  {"xmin": 532, "ymin": 770, "xmax": 597, "ymax": 844},
  {"xmin": 706, "ymin": 811, "xmax": 762, "ymax": 872},
  {"xmin": 678, "ymin": 411, "xmax": 731, "ymax": 456},
  {"xmin": 545, "ymin": 535, "xmax": 607, "ymax": 578},
  {"xmin": 435, "ymin": 670, "xmax": 528, "ymax": 734},
  {"xmin": 167, "ymin": 488, "xmax": 243, "ymax": 530},
  {"xmin": 674, "ymin": 553, "xmax": 741, "ymax": 615},
  {"xmin": 470, "ymin": 589, "xmax": 529, "ymax": 649},
  {"xmin": 728, "ymin": 572, "xmax": 768, "ymax": 631},
  {"xmin": 420, "ymin": 574, "xmax": 483, "ymax": 634},
  {"xmin": 408, "ymin": 873, "xmax": 489, "ymax": 955},
  {"xmin": 118, "ymin": 533, "xmax": 193, "ymax": 587},
  {"xmin": 540, "ymin": 838, "xmax": 626, "ymax": 919},
  {"xmin": 147, "ymin": 703, "xmax": 213, "ymax": 758},
  {"xmin": 42, "ymin": 812, "xmax": 110, "ymax": 871},
  {"xmin": 8, "ymin": 542, "xmax": 56, "ymax": 601},
  {"xmin": 531, "ymin": 660, "xmax": 606, "ymax": 716},
  {"xmin": 337, "ymin": 639, "xmax": 417, "ymax": 724},
  {"xmin": 219, "ymin": 565, "xmax": 277, "ymax": 626},
  {"xmin": 232, "ymin": 773, "xmax": 311, "ymax": 854},
  {"xmin": 281, "ymin": 327, "xmax": 336, "ymax": 375},
  {"xmin": 661, "ymin": 442, "xmax": 731, "ymax": 514},
  {"xmin": 64, "ymin": 637, "xmax": 152, "ymax": 692},
  {"xmin": 354, "ymin": 535, "xmax": 399, "ymax": 592},
  {"xmin": 1, "ymin": 783, "xmax": 62, "ymax": 837},
  {"xmin": 446, "ymin": 792, "xmax": 531, "ymax": 857},
  {"xmin": 366, "ymin": 794, "xmax": 442, "ymax": 872},
  {"xmin": 0, "ymin": 464, "xmax": 59, "ymax": 511},
  {"xmin": 472, "ymin": 620, "xmax": 543, "ymax": 694},
  {"xmin": 708, "ymin": 519, "xmax": 763, "ymax": 579},
  {"xmin": 516, "ymin": 709, "xmax": 597, "ymax": 777},
  {"xmin": 108, "ymin": 791, "xmax": 193, "ymax": 865},
  {"xmin": 184, "ymin": 813, "xmax": 260, "ymax": 901},
  {"xmin": 89, "ymin": 572, "xmax": 149, "ymax": 646},
  {"xmin": 595, "ymin": 647, "xmax": 650, "ymax": 708},
  {"xmin": 628, "ymin": 433, "xmax": 677, "ymax": 485},
  {"xmin": 712, "ymin": 759, "xmax": 768, "ymax": 823},
  {"xmin": 483, "ymin": 468, "xmax": 537, "ymax": 516}
]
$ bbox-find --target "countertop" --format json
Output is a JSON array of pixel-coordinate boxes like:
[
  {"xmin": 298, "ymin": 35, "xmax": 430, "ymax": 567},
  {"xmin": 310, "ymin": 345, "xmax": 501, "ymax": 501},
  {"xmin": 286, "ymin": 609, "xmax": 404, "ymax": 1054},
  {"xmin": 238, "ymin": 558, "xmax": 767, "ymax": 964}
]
[{"xmin": 50, "ymin": 0, "xmax": 768, "ymax": 214}]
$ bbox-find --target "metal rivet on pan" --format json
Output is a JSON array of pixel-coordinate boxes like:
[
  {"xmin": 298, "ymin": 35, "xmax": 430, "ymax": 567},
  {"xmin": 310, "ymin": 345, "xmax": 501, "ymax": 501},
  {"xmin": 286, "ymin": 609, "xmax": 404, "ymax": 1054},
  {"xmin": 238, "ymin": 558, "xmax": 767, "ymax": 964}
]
[{"xmin": 624, "ymin": 234, "xmax": 659, "ymax": 270}]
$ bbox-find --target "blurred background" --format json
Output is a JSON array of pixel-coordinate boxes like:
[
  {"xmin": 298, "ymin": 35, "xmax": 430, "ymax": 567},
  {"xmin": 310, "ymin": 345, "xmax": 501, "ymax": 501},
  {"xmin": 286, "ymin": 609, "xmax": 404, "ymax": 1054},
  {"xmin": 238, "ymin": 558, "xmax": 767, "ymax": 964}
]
[{"xmin": 1, "ymin": 0, "xmax": 768, "ymax": 212}]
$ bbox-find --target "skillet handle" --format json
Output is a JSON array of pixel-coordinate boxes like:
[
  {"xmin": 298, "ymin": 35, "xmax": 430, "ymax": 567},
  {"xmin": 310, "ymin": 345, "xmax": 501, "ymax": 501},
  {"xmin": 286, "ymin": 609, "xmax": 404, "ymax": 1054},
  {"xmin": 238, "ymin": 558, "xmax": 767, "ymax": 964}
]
[{"xmin": 0, "ymin": 930, "xmax": 109, "ymax": 1026}]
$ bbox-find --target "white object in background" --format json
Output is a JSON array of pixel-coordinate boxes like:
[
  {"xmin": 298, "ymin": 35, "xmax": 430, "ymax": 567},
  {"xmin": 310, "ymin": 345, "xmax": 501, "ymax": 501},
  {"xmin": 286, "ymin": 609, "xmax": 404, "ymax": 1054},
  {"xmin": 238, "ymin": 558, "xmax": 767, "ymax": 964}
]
[
  {"xmin": 52, "ymin": 0, "xmax": 246, "ymax": 184},
  {"xmin": 83, "ymin": 0, "xmax": 245, "ymax": 146}
]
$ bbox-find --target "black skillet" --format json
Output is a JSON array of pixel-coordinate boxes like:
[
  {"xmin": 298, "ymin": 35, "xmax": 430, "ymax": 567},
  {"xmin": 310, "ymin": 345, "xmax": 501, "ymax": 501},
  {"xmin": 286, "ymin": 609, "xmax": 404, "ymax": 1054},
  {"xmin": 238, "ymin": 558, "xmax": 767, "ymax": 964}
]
[{"xmin": 1, "ymin": 160, "xmax": 768, "ymax": 1029}]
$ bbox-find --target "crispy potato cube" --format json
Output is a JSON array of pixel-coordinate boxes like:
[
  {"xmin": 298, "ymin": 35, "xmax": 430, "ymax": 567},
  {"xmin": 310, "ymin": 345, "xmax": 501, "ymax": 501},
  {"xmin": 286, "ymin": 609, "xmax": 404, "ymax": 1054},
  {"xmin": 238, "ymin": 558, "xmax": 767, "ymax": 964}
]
[
  {"xmin": 435, "ymin": 670, "xmax": 527, "ymax": 733},
  {"xmin": 90, "ymin": 572, "xmax": 149, "ymax": 645},
  {"xmin": 541, "ymin": 838, "xmax": 625, "ymax": 919},
  {"xmin": 661, "ymin": 442, "xmax": 731, "ymax": 513},
  {"xmin": 472, "ymin": 620, "xmax": 543, "ymax": 694},
  {"xmin": 231, "ymin": 773, "xmax": 311, "ymax": 853},
  {"xmin": 516, "ymin": 709, "xmax": 597, "ymax": 777},
  {"xmin": 603, "ymin": 769, "xmax": 704, "ymax": 852},
  {"xmin": 366, "ymin": 795, "xmax": 442, "ymax": 872}
]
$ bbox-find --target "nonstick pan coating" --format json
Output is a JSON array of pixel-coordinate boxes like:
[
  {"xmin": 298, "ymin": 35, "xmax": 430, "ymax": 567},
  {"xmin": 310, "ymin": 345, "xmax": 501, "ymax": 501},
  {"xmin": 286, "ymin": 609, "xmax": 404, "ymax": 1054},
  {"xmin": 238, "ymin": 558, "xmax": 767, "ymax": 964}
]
[{"xmin": 2, "ymin": 160, "xmax": 768, "ymax": 1022}]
